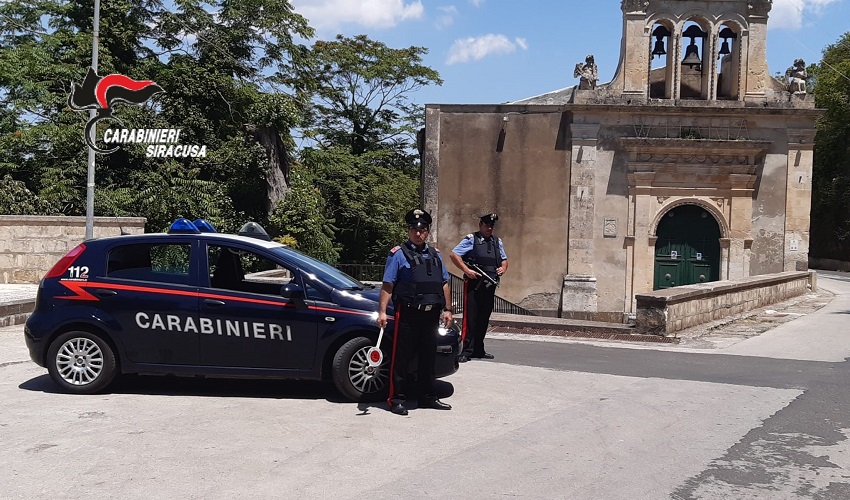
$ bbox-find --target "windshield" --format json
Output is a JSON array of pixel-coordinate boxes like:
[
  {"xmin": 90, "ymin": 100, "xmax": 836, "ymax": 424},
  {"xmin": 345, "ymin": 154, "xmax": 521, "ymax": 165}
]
[{"xmin": 270, "ymin": 246, "xmax": 365, "ymax": 290}]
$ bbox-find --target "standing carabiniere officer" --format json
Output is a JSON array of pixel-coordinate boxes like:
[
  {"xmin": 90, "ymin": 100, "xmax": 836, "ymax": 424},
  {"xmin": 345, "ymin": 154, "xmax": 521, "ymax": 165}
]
[
  {"xmin": 377, "ymin": 209, "xmax": 453, "ymax": 416},
  {"xmin": 449, "ymin": 213, "xmax": 508, "ymax": 362}
]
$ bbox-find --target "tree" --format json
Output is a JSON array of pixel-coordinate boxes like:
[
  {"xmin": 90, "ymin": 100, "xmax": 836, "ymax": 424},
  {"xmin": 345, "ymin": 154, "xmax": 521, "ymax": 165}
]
[
  {"xmin": 810, "ymin": 32, "xmax": 850, "ymax": 261},
  {"xmin": 300, "ymin": 147, "xmax": 419, "ymax": 264},
  {"xmin": 0, "ymin": 175, "xmax": 58, "ymax": 215},
  {"xmin": 299, "ymin": 35, "xmax": 441, "ymax": 263},
  {"xmin": 0, "ymin": 0, "xmax": 313, "ymax": 231},
  {"xmin": 306, "ymin": 34, "xmax": 441, "ymax": 155},
  {"xmin": 267, "ymin": 164, "xmax": 339, "ymax": 263}
]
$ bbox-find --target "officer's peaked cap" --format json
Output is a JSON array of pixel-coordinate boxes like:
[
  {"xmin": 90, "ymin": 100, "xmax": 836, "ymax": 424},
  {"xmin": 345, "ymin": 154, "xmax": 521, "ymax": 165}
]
[
  {"xmin": 479, "ymin": 213, "xmax": 499, "ymax": 225},
  {"xmin": 405, "ymin": 209, "xmax": 432, "ymax": 228}
]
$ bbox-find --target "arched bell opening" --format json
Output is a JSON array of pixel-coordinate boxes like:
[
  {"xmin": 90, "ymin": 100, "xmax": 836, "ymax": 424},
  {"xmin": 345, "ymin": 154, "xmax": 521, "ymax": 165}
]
[
  {"xmin": 679, "ymin": 19, "xmax": 710, "ymax": 100},
  {"xmin": 716, "ymin": 23, "xmax": 742, "ymax": 100},
  {"xmin": 649, "ymin": 20, "xmax": 675, "ymax": 99}
]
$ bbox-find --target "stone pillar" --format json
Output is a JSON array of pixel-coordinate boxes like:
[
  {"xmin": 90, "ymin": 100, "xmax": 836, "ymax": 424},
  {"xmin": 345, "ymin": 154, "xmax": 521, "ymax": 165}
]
[
  {"xmin": 620, "ymin": 2, "xmax": 650, "ymax": 97},
  {"xmin": 422, "ymin": 105, "xmax": 441, "ymax": 241},
  {"xmin": 719, "ymin": 238, "xmax": 731, "ymax": 280},
  {"xmin": 624, "ymin": 235, "xmax": 636, "ymax": 313},
  {"xmin": 744, "ymin": 2, "xmax": 771, "ymax": 99},
  {"xmin": 632, "ymin": 176, "xmax": 656, "ymax": 294},
  {"xmin": 561, "ymin": 275, "xmax": 598, "ymax": 313},
  {"xmin": 784, "ymin": 129, "xmax": 816, "ymax": 271},
  {"xmin": 564, "ymin": 123, "xmax": 600, "ymax": 313},
  {"xmin": 728, "ymin": 193, "xmax": 753, "ymax": 280}
]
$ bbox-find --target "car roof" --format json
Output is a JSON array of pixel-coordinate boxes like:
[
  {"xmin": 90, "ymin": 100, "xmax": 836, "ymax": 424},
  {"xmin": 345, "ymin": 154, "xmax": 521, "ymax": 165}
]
[{"xmin": 88, "ymin": 232, "xmax": 285, "ymax": 250}]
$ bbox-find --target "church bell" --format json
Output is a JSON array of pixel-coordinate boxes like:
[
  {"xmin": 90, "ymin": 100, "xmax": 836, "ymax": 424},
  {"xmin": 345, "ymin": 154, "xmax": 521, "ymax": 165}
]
[
  {"xmin": 681, "ymin": 24, "xmax": 706, "ymax": 70},
  {"xmin": 682, "ymin": 43, "xmax": 702, "ymax": 69}
]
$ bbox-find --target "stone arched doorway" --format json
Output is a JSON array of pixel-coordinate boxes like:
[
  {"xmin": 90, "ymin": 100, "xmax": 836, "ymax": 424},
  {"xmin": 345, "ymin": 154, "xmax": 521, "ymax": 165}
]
[{"xmin": 654, "ymin": 204, "xmax": 721, "ymax": 290}]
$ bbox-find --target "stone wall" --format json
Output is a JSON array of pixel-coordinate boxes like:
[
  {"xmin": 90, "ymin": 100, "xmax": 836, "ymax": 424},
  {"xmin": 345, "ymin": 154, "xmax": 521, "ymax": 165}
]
[
  {"xmin": 635, "ymin": 271, "xmax": 813, "ymax": 336},
  {"xmin": 0, "ymin": 216, "xmax": 146, "ymax": 283}
]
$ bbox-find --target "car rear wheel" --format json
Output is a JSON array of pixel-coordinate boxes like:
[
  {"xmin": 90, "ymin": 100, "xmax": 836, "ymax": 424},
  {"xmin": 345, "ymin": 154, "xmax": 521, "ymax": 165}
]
[
  {"xmin": 332, "ymin": 336, "xmax": 390, "ymax": 402},
  {"xmin": 46, "ymin": 331, "xmax": 117, "ymax": 394}
]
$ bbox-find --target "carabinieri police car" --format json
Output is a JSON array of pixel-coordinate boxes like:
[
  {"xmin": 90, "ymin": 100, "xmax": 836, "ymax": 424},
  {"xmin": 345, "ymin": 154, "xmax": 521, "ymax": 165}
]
[{"xmin": 24, "ymin": 218, "xmax": 461, "ymax": 401}]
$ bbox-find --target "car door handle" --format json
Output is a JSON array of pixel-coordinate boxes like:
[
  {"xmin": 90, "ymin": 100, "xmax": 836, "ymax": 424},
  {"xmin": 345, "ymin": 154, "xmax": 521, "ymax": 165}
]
[
  {"xmin": 203, "ymin": 299, "xmax": 226, "ymax": 307},
  {"xmin": 94, "ymin": 289, "xmax": 118, "ymax": 297}
]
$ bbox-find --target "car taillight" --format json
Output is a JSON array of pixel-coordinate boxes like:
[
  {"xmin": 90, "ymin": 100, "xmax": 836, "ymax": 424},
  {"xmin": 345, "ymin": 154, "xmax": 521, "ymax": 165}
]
[{"xmin": 44, "ymin": 243, "xmax": 87, "ymax": 279}]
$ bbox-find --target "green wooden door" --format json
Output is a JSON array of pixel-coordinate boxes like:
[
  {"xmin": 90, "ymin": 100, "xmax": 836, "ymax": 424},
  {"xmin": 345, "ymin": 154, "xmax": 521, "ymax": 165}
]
[{"xmin": 654, "ymin": 205, "xmax": 721, "ymax": 290}]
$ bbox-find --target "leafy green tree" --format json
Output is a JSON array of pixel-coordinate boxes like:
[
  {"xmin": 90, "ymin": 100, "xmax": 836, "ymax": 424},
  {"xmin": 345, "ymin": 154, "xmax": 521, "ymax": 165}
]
[
  {"xmin": 299, "ymin": 35, "xmax": 441, "ymax": 263},
  {"xmin": 301, "ymin": 147, "xmax": 419, "ymax": 264},
  {"xmin": 810, "ymin": 32, "xmax": 850, "ymax": 260},
  {"xmin": 0, "ymin": 175, "xmax": 58, "ymax": 215},
  {"xmin": 0, "ymin": 0, "xmax": 313, "ymax": 232},
  {"xmin": 268, "ymin": 164, "xmax": 339, "ymax": 263},
  {"xmin": 306, "ymin": 34, "xmax": 441, "ymax": 156}
]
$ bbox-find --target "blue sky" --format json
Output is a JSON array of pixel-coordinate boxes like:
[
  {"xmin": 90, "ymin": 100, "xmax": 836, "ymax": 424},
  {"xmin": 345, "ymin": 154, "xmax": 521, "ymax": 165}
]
[{"xmin": 290, "ymin": 0, "xmax": 849, "ymax": 106}]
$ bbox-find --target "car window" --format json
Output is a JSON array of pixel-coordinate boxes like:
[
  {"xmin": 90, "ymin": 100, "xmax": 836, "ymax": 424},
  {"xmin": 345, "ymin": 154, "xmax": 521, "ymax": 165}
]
[
  {"xmin": 107, "ymin": 243, "xmax": 191, "ymax": 285},
  {"xmin": 208, "ymin": 244, "xmax": 296, "ymax": 295},
  {"xmin": 269, "ymin": 247, "xmax": 364, "ymax": 290}
]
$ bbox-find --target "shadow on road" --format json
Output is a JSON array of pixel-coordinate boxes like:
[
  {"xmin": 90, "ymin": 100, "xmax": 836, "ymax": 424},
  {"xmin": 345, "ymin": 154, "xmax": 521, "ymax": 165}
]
[
  {"xmin": 19, "ymin": 374, "xmax": 456, "ymax": 410},
  {"xmin": 355, "ymin": 379, "xmax": 456, "ymax": 415}
]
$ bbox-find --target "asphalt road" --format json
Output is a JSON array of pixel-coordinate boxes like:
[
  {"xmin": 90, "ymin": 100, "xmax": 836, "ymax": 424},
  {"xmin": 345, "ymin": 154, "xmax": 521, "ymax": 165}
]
[{"xmin": 1, "ymin": 272, "xmax": 849, "ymax": 499}]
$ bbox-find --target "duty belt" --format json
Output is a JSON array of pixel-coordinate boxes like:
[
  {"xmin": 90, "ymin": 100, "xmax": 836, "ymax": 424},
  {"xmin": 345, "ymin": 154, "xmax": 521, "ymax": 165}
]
[{"xmin": 404, "ymin": 303, "xmax": 437, "ymax": 311}]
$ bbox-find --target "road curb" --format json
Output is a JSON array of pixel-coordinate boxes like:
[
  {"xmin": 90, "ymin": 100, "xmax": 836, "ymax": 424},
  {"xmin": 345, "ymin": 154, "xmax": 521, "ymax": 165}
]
[{"xmin": 0, "ymin": 299, "xmax": 35, "ymax": 327}]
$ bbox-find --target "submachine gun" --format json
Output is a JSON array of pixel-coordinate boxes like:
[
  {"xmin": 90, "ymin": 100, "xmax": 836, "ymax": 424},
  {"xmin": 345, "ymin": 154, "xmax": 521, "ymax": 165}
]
[{"xmin": 467, "ymin": 262, "xmax": 499, "ymax": 289}]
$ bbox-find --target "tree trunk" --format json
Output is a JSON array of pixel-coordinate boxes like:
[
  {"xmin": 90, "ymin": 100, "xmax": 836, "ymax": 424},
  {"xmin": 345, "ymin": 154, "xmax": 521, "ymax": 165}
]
[{"xmin": 246, "ymin": 124, "xmax": 290, "ymax": 214}]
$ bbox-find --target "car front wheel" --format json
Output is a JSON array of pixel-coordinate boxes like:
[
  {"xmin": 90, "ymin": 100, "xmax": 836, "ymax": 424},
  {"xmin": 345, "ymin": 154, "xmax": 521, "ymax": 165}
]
[
  {"xmin": 46, "ymin": 331, "xmax": 117, "ymax": 394},
  {"xmin": 332, "ymin": 336, "xmax": 390, "ymax": 402}
]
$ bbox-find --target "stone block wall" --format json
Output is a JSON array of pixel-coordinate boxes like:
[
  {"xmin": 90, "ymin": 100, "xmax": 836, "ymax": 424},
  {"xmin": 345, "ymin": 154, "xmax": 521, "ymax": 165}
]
[
  {"xmin": 635, "ymin": 271, "xmax": 813, "ymax": 336},
  {"xmin": 0, "ymin": 216, "xmax": 146, "ymax": 283}
]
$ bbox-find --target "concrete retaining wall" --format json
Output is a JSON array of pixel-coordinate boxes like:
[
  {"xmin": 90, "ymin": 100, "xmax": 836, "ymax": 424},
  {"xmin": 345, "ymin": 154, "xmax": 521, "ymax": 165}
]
[
  {"xmin": 0, "ymin": 216, "xmax": 146, "ymax": 283},
  {"xmin": 635, "ymin": 271, "xmax": 814, "ymax": 336}
]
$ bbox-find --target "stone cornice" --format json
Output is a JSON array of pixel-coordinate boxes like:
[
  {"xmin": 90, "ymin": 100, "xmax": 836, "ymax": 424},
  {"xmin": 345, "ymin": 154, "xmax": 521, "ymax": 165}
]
[
  {"xmin": 570, "ymin": 123, "xmax": 601, "ymax": 141},
  {"xmin": 622, "ymin": 138, "xmax": 770, "ymax": 190},
  {"xmin": 787, "ymin": 128, "xmax": 817, "ymax": 146},
  {"xmin": 619, "ymin": 138, "xmax": 771, "ymax": 159}
]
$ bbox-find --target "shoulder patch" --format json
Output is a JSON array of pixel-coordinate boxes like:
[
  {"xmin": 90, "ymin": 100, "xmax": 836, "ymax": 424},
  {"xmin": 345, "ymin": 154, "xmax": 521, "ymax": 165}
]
[{"xmin": 389, "ymin": 246, "xmax": 401, "ymax": 254}]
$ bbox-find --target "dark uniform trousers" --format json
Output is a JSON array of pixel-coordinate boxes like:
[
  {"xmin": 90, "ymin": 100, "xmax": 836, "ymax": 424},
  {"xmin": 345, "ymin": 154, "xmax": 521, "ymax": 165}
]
[
  {"xmin": 462, "ymin": 278, "xmax": 497, "ymax": 357},
  {"xmin": 388, "ymin": 306, "xmax": 439, "ymax": 406}
]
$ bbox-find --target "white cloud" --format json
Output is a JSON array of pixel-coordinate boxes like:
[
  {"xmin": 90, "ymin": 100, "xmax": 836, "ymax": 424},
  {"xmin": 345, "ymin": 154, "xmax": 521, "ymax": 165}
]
[
  {"xmin": 469, "ymin": 0, "xmax": 485, "ymax": 6},
  {"xmin": 291, "ymin": 0, "xmax": 424, "ymax": 31},
  {"xmin": 435, "ymin": 6, "xmax": 458, "ymax": 30},
  {"xmin": 446, "ymin": 34, "xmax": 527, "ymax": 65},
  {"xmin": 768, "ymin": 0, "xmax": 840, "ymax": 30}
]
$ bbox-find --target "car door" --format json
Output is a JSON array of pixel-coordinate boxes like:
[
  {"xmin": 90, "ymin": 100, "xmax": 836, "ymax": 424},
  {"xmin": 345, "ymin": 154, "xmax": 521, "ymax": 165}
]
[
  {"xmin": 198, "ymin": 242, "xmax": 319, "ymax": 370},
  {"xmin": 98, "ymin": 239, "xmax": 200, "ymax": 365}
]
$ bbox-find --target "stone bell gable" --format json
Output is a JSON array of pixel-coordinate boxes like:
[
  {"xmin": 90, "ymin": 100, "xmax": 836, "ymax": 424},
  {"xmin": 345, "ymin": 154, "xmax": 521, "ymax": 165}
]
[{"xmin": 423, "ymin": 0, "xmax": 822, "ymax": 319}]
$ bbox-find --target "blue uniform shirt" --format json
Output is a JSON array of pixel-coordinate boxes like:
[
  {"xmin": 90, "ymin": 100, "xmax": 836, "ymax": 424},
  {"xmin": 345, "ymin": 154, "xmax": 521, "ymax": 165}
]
[
  {"xmin": 382, "ymin": 240, "xmax": 450, "ymax": 285},
  {"xmin": 452, "ymin": 234, "xmax": 507, "ymax": 262}
]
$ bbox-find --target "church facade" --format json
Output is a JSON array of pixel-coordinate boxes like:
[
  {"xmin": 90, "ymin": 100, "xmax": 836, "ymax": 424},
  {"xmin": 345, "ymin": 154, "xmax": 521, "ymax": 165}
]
[{"xmin": 422, "ymin": 0, "xmax": 822, "ymax": 320}]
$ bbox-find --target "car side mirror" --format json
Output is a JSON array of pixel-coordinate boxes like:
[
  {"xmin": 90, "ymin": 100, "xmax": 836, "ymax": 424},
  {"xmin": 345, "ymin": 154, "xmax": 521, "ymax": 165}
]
[{"xmin": 280, "ymin": 283, "xmax": 304, "ymax": 300}]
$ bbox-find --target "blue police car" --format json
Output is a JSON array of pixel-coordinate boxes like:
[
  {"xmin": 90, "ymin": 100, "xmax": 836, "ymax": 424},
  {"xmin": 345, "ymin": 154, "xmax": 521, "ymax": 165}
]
[{"xmin": 24, "ymin": 219, "xmax": 461, "ymax": 401}]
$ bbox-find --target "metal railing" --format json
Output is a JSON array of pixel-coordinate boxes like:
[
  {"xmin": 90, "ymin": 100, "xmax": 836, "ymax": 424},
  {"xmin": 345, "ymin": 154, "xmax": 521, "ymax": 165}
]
[
  {"xmin": 336, "ymin": 264, "xmax": 385, "ymax": 282},
  {"xmin": 448, "ymin": 273, "xmax": 536, "ymax": 316}
]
